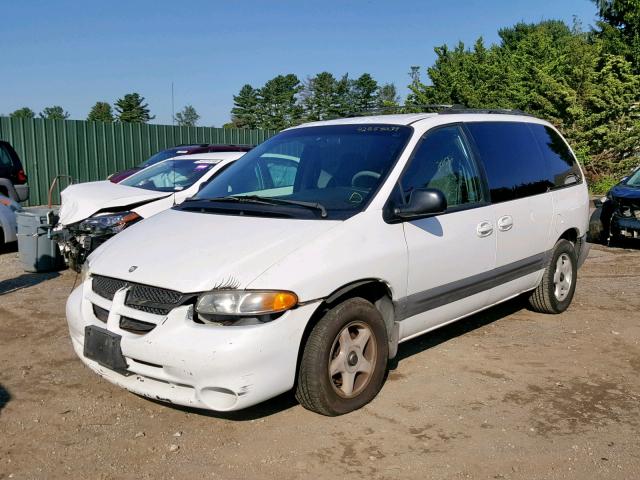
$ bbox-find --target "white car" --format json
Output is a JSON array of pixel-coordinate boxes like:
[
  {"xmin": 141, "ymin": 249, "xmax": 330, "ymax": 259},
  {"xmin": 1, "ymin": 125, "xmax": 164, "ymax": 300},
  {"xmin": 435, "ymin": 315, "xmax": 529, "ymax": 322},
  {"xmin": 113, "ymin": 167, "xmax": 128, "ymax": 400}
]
[
  {"xmin": 0, "ymin": 193, "xmax": 20, "ymax": 246},
  {"xmin": 55, "ymin": 151, "xmax": 245, "ymax": 270},
  {"xmin": 66, "ymin": 111, "xmax": 590, "ymax": 415}
]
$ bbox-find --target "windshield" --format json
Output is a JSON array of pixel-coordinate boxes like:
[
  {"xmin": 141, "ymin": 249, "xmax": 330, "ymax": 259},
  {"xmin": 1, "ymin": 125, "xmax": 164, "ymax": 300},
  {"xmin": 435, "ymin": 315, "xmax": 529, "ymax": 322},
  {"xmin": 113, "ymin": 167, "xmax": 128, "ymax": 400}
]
[
  {"xmin": 139, "ymin": 149, "xmax": 185, "ymax": 168},
  {"xmin": 121, "ymin": 159, "xmax": 218, "ymax": 192},
  {"xmin": 192, "ymin": 124, "xmax": 412, "ymax": 219},
  {"xmin": 625, "ymin": 167, "xmax": 640, "ymax": 187}
]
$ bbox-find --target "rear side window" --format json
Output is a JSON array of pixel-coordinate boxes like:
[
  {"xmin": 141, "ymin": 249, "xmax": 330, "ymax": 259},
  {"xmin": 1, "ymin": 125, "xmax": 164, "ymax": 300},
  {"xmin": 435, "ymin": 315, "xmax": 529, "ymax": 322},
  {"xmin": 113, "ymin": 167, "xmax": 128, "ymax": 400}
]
[
  {"xmin": 466, "ymin": 122, "xmax": 550, "ymax": 203},
  {"xmin": 529, "ymin": 124, "xmax": 582, "ymax": 187},
  {"xmin": 0, "ymin": 145, "xmax": 13, "ymax": 169}
]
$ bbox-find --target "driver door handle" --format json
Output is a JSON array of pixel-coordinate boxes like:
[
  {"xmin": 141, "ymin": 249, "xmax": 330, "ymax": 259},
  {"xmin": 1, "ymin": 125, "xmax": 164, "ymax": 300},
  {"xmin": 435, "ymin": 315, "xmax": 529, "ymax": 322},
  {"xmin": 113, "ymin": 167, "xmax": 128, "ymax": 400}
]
[
  {"xmin": 477, "ymin": 221, "xmax": 494, "ymax": 237},
  {"xmin": 498, "ymin": 215, "xmax": 513, "ymax": 231}
]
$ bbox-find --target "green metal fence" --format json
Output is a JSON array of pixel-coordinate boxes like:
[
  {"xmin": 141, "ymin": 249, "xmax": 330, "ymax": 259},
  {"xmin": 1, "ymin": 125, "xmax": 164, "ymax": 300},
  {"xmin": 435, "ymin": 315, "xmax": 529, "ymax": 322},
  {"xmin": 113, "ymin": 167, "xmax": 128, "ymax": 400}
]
[{"xmin": 0, "ymin": 117, "xmax": 277, "ymax": 206}]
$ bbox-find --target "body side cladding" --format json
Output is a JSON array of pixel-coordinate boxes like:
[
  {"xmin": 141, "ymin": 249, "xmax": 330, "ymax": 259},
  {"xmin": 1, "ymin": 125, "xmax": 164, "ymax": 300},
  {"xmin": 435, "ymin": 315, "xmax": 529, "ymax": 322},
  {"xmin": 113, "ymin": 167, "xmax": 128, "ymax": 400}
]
[{"xmin": 394, "ymin": 250, "xmax": 552, "ymax": 322}]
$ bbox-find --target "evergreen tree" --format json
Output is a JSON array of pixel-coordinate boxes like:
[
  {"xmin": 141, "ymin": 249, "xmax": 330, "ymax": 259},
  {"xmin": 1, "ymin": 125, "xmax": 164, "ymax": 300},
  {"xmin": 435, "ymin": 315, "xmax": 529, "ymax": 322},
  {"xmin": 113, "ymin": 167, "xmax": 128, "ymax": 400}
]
[
  {"xmin": 87, "ymin": 102, "xmax": 114, "ymax": 122},
  {"xmin": 256, "ymin": 74, "xmax": 303, "ymax": 130},
  {"xmin": 377, "ymin": 83, "xmax": 400, "ymax": 111},
  {"xmin": 350, "ymin": 73, "xmax": 379, "ymax": 113},
  {"xmin": 301, "ymin": 72, "xmax": 347, "ymax": 121},
  {"xmin": 174, "ymin": 105, "xmax": 200, "ymax": 127},
  {"xmin": 9, "ymin": 107, "xmax": 35, "ymax": 119},
  {"xmin": 405, "ymin": 18, "xmax": 640, "ymax": 180},
  {"xmin": 593, "ymin": 0, "xmax": 640, "ymax": 70},
  {"xmin": 230, "ymin": 84, "xmax": 259, "ymax": 128},
  {"xmin": 39, "ymin": 105, "xmax": 69, "ymax": 120},
  {"xmin": 115, "ymin": 93, "xmax": 154, "ymax": 123}
]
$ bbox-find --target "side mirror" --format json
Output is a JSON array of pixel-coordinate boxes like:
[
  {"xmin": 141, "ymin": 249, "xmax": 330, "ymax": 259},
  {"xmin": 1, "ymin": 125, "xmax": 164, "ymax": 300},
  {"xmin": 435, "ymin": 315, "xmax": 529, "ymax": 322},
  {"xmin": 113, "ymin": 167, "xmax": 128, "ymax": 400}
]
[{"xmin": 394, "ymin": 188, "xmax": 447, "ymax": 219}]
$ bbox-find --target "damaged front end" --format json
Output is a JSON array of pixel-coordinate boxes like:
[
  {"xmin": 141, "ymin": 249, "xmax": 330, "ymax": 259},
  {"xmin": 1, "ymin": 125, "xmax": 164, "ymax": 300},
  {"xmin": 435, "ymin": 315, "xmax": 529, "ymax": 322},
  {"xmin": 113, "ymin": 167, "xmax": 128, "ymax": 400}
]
[
  {"xmin": 54, "ymin": 211, "xmax": 141, "ymax": 271},
  {"xmin": 601, "ymin": 195, "xmax": 640, "ymax": 243}
]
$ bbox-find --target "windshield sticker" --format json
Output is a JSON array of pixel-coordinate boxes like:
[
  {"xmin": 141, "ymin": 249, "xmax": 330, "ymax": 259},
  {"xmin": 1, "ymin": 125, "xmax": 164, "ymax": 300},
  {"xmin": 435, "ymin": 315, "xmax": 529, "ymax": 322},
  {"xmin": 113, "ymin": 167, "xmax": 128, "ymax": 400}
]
[{"xmin": 357, "ymin": 126, "xmax": 401, "ymax": 133}]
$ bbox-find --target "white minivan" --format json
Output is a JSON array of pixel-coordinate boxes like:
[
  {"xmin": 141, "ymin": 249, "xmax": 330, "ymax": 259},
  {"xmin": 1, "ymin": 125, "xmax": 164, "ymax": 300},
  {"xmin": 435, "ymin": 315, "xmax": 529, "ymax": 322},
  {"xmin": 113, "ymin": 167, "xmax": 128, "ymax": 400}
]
[{"xmin": 66, "ymin": 111, "xmax": 590, "ymax": 416}]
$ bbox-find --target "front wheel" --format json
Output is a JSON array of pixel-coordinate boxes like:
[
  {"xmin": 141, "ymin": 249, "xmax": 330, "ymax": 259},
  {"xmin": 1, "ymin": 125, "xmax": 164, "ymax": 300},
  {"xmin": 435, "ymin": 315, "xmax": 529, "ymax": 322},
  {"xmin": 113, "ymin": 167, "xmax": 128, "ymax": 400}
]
[
  {"xmin": 295, "ymin": 297, "xmax": 388, "ymax": 416},
  {"xmin": 528, "ymin": 239, "xmax": 578, "ymax": 314}
]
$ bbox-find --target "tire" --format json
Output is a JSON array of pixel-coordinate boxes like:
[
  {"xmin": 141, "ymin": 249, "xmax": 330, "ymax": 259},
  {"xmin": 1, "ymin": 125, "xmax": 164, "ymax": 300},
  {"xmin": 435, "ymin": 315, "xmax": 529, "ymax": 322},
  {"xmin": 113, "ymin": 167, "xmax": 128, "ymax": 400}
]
[
  {"xmin": 528, "ymin": 239, "xmax": 577, "ymax": 314},
  {"xmin": 295, "ymin": 297, "xmax": 388, "ymax": 416}
]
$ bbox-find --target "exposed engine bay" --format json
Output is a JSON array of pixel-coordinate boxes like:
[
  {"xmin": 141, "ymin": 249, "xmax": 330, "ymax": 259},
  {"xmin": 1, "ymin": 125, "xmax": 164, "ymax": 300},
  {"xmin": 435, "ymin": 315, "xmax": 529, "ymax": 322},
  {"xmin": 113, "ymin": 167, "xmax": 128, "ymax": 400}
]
[{"xmin": 54, "ymin": 210, "xmax": 141, "ymax": 272}]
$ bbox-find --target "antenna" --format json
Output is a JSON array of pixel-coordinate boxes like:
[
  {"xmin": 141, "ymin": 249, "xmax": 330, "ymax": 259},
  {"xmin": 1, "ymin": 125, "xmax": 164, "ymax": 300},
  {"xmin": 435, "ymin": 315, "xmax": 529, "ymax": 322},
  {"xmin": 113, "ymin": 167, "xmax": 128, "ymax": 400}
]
[{"xmin": 171, "ymin": 82, "xmax": 175, "ymax": 126}]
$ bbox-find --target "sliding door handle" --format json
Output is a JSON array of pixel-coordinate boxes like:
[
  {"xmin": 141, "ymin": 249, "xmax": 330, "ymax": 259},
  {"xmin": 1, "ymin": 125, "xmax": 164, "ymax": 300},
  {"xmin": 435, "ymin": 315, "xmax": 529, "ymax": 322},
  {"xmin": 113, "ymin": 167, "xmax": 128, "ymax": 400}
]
[
  {"xmin": 497, "ymin": 215, "xmax": 513, "ymax": 231},
  {"xmin": 477, "ymin": 221, "xmax": 494, "ymax": 237}
]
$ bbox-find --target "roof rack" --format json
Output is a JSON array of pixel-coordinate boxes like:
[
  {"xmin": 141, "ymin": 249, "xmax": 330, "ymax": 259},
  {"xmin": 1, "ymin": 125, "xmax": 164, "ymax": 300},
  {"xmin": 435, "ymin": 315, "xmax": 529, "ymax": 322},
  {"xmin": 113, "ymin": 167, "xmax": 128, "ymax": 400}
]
[
  {"xmin": 343, "ymin": 104, "xmax": 532, "ymax": 118},
  {"xmin": 438, "ymin": 107, "xmax": 533, "ymax": 116}
]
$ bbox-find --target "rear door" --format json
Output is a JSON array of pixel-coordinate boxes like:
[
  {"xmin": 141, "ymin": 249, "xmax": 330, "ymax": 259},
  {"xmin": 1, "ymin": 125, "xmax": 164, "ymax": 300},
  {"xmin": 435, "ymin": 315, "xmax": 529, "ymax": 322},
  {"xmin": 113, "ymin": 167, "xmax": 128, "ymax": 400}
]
[
  {"xmin": 465, "ymin": 121, "xmax": 553, "ymax": 301},
  {"xmin": 396, "ymin": 124, "xmax": 497, "ymax": 339}
]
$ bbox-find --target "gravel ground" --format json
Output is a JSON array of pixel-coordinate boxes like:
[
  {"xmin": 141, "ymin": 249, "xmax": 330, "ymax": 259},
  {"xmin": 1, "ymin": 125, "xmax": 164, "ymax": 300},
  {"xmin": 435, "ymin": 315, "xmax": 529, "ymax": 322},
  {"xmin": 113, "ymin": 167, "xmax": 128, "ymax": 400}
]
[{"xmin": 0, "ymin": 241, "xmax": 639, "ymax": 480}]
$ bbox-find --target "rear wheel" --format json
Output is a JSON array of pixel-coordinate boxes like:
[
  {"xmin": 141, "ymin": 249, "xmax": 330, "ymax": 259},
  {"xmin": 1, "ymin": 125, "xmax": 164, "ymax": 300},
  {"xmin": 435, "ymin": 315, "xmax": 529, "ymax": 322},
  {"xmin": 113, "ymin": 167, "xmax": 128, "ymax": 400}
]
[
  {"xmin": 296, "ymin": 297, "xmax": 388, "ymax": 416},
  {"xmin": 528, "ymin": 239, "xmax": 577, "ymax": 314}
]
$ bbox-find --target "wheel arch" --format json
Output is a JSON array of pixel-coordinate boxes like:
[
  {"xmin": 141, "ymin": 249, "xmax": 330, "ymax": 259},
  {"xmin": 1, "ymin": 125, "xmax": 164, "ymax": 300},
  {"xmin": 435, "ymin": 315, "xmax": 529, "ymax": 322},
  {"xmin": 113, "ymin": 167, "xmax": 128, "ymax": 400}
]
[
  {"xmin": 295, "ymin": 278, "xmax": 399, "ymax": 386},
  {"xmin": 558, "ymin": 227, "xmax": 579, "ymax": 245}
]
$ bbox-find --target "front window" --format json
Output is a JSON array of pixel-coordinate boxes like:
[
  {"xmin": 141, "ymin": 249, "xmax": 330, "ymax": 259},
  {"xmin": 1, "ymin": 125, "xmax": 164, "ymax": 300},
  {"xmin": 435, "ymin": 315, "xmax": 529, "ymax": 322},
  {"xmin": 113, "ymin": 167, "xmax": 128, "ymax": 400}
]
[
  {"xmin": 120, "ymin": 159, "xmax": 218, "ymax": 192},
  {"xmin": 191, "ymin": 125, "xmax": 412, "ymax": 220}
]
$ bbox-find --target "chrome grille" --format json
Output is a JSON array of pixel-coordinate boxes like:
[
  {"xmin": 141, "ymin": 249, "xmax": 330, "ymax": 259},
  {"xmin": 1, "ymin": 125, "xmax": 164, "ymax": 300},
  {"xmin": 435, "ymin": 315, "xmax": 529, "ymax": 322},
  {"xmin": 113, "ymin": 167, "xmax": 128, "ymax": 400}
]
[{"xmin": 92, "ymin": 275, "xmax": 192, "ymax": 315}]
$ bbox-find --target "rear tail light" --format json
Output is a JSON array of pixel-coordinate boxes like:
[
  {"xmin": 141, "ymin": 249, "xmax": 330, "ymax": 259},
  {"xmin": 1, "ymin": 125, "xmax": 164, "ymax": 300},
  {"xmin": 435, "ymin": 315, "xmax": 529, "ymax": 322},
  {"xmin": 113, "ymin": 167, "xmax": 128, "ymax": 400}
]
[{"xmin": 16, "ymin": 169, "xmax": 27, "ymax": 183}]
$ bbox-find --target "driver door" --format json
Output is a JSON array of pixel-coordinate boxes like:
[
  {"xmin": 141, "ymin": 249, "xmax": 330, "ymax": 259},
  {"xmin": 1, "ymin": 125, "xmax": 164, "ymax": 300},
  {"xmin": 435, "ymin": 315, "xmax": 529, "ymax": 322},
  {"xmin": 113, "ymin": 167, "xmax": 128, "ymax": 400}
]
[{"xmin": 396, "ymin": 125, "xmax": 497, "ymax": 339}]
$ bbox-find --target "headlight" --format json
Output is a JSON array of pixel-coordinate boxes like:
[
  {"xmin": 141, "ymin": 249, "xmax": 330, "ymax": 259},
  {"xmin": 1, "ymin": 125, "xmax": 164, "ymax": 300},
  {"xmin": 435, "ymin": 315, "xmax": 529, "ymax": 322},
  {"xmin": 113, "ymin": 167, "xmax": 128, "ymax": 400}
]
[
  {"xmin": 196, "ymin": 290, "xmax": 298, "ymax": 316},
  {"xmin": 80, "ymin": 211, "xmax": 141, "ymax": 233}
]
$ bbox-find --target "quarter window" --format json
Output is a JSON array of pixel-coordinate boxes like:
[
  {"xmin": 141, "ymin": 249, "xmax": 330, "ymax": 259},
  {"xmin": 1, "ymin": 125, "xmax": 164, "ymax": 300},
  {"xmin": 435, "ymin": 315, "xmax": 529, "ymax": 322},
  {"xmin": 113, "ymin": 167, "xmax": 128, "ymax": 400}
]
[
  {"xmin": 529, "ymin": 124, "xmax": 582, "ymax": 187},
  {"xmin": 399, "ymin": 126, "xmax": 483, "ymax": 208},
  {"xmin": 0, "ymin": 145, "xmax": 13, "ymax": 169}
]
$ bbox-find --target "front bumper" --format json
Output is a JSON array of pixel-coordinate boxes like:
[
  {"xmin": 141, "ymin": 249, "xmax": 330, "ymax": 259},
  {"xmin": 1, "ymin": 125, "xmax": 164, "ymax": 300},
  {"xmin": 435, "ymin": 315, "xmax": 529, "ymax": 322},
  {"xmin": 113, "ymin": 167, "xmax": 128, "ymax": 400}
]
[
  {"xmin": 612, "ymin": 215, "xmax": 640, "ymax": 239},
  {"xmin": 66, "ymin": 280, "xmax": 319, "ymax": 411}
]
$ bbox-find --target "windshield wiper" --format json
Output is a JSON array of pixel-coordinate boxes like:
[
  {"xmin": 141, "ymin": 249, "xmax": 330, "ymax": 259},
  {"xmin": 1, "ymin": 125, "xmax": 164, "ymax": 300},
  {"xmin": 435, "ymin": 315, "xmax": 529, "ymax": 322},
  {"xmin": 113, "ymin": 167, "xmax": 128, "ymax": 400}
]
[{"xmin": 192, "ymin": 195, "xmax": 328, "ymax": 218}]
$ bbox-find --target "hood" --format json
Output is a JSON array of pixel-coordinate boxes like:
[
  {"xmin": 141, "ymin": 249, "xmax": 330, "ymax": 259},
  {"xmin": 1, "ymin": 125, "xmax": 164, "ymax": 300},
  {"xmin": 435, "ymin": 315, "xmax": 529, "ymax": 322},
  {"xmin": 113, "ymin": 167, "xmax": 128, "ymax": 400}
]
[
  {"xmin": 610, "ymin": 184, "xmax": 640, "ymax": 200},
  {"xmin": 58, "ymin": 181, "xmax": 171, "ymax": 225},
  {"xmin": 88, "ymin": 209, "xmax": 340, "ymax": 293}
]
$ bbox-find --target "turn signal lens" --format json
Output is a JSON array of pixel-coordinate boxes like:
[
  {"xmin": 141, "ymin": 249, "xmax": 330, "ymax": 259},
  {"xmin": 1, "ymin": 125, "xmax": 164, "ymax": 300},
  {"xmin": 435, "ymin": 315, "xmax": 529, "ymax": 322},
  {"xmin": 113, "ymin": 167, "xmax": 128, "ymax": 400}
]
[{"xmin": 196, "ymin": 290, "xmax": 298, "ymax": 316}]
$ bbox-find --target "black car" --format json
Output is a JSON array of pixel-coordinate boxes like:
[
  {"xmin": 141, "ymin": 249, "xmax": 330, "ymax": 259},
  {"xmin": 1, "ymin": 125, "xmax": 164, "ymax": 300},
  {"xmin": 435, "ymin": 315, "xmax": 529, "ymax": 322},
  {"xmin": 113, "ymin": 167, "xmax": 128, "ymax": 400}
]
[
  {"xmin": 598, "ymin": 165, "xmax": 640, "ymax": 243},
  {"xmin": 0, "ymin": 141, "xmax": 28, "ymax": 202}
]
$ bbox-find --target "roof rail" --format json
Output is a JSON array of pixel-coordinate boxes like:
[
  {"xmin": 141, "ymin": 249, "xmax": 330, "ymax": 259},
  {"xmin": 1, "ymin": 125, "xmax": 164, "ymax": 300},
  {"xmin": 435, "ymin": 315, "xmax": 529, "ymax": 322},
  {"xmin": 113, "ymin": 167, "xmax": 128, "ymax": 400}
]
[
  {"xmin": 438, "ymin": 107, "xmax": 533, "ymax": 116},
  {"xmin": 340, "ymin": 104, "xmax": 532, "ymax": 118}
]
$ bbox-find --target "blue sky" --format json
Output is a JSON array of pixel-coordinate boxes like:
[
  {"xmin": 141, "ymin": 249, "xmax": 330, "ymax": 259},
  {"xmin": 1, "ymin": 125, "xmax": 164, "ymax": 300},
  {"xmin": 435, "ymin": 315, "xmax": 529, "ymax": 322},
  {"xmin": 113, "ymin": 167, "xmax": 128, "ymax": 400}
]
[{"xmin": 1, "ymin": 0, "xmax": 598, "ymax": 126}]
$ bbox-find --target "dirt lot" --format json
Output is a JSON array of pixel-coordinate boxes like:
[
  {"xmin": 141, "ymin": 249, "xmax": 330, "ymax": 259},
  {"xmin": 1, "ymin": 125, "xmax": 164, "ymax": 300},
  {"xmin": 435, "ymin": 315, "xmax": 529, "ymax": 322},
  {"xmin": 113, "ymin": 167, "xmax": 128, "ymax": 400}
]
[{"xmin": 1, "ymin": 241, "xmax": 639, "ymax": 480}]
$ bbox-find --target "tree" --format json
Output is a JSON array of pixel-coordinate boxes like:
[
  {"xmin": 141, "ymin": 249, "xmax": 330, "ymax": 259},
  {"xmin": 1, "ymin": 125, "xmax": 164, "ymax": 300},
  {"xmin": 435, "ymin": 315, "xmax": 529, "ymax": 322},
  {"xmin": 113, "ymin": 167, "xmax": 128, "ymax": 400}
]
[
  {"xmin": 230, "ymin": 85, "xmax": 259, "ymax": 128},
  {"xmin": 9, "ymin": 107, "xmax": 35, "ymax": 119},
  {"xmin": 377, "ymin": 83, "xmax": 400, "ymax": 111},
  {"xmin": 114, "ymin": 93, "xmax": 154, "ymax": 123},
  {"xmin": 350, "ymin": 73, "xmax": 379, "ymax": 113},
  {"xmin": 256, "ymin": 74, "xmax": 303, "ymax": 130},
  {"xmin": 39, "ymin": 105, "xmax": 69, "ymax": 120},
  {"xmin": 405, "ymin": 18, "xmax": 640, "ymax": 181},
  {"xmin": 592, "ymin": 0, "xmax": 640, "ymax": 71},
  {"xmin": 174, "ymin": 105, "xmax": 200, "ymax": 127},
  {"xmin": 301, "ymin": 72, "xmax": 352, "ymax": 121},
  {"xmin": 87, "ymin": 102, "xmax": 114, "ymax": 122}
]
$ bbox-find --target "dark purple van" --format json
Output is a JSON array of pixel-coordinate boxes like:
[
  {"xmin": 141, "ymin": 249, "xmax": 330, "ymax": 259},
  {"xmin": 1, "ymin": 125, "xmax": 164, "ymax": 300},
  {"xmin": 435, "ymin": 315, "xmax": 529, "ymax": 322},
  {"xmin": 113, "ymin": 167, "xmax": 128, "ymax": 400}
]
[{"xmin": 109, "ymin": 144, "xmax": 252, "ymax": 183}]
